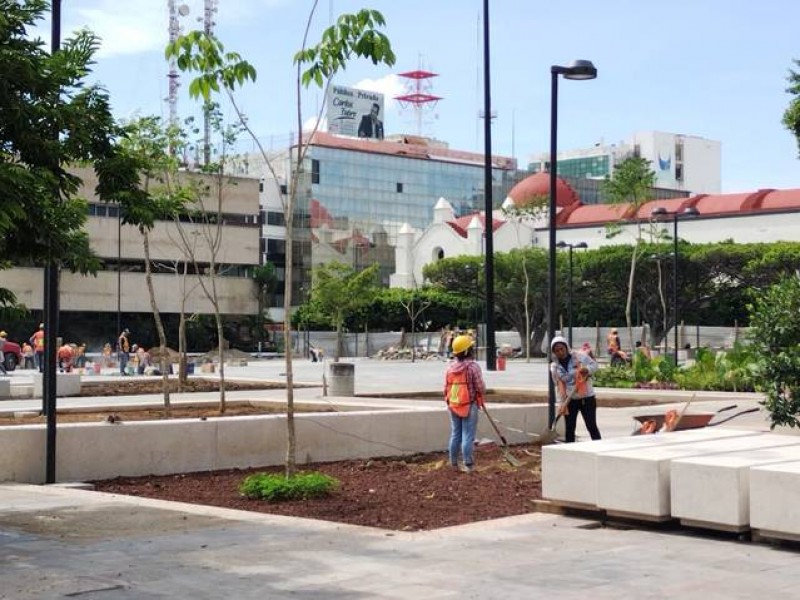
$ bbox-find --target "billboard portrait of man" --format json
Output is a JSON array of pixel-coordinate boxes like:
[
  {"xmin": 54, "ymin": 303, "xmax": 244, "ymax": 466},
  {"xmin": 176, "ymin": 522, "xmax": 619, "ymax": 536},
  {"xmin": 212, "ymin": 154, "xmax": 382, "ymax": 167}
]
[{"xmin": 358, "ymin": 102, "xmax": 384, "ymax": 140}]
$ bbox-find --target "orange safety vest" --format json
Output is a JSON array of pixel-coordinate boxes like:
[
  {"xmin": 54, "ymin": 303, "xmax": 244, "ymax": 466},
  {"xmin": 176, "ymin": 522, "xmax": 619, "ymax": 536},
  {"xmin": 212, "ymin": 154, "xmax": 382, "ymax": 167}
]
[
  {"xmin": 32, "ymin": 330, "xmax": 44, "ymax": 351},
  {"xmin": 445, "ymin": 368, "xmax": 484, "ymax": 418},
  {"xmin": 555, "ymin": 354, "xmax": 590, "ymax": 401}
]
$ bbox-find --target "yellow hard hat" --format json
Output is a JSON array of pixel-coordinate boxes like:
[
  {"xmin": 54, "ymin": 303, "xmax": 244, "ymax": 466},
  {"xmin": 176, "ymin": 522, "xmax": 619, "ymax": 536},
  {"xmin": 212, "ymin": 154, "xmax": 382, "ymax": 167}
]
[
  {"xmin": 452, "ymin": 335, "xmax": 474, "ymax": 355},
  {"xmin": 0, "ymin": 331, "xmax": 6, "ymax": 338}
]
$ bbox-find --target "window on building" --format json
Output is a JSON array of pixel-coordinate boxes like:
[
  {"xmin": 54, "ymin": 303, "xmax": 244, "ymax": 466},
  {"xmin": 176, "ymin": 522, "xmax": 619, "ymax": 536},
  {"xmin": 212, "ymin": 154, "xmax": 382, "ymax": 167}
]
[
  {"xmin": 396, "ymin": 182, "xmax": 403, "ymax": 193},
  {"xmin": 259, "ymin": 180, "xmax": 264, "ymax": 192},
  {"xmin": 311, "ymin": 159, "xmax": 320, "ymax": 184},
  {"xmin": 266, "ymin": 211, "xmax": 285, "ymax": 226},
  {"xmin": 675, "ymin": 164, "xmax": 684, "ymax": 182},
  {"xmin": 267, "ymin": 238, "xmax": 286, "ymax": 260},
  {"xmin": 280, "ymin": 184, "xmax": 287, "ymax": 195},
  {"xmin": 633, "ymin": 144, "xmax": 641, "ymax": 158}
]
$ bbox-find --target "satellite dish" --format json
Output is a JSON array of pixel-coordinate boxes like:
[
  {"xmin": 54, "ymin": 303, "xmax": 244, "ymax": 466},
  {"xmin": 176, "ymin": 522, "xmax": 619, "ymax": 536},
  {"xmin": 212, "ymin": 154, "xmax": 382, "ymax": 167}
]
[{"xmin": 178, "ymin": 4, "xmax": 190, "ymax": 16}]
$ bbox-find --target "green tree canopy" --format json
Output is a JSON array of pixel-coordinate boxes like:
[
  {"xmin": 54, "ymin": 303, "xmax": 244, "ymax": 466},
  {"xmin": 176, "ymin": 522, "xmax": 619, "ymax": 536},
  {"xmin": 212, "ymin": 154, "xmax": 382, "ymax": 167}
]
[
  {"xmin": 1, "ymin": 0, "xmax": 135, "ymax": 311},
  {"xmin": 782, "ymin": 58, "xmax": 800, "ymax": 157}
]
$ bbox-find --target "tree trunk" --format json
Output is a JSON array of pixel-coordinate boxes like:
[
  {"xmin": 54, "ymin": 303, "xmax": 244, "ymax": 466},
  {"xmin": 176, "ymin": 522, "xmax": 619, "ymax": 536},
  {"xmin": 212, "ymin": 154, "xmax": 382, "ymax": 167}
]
[
  {"xmin": 178, "ymin": 260, "xmax": 188, "ymax": 391},
  {"xmin": 142, "ymin": 230, "xmax": 171, "ymax": 417},
  {"xmin": 625, "ymin": 243, "xmax": 639, "ymax": 353}
]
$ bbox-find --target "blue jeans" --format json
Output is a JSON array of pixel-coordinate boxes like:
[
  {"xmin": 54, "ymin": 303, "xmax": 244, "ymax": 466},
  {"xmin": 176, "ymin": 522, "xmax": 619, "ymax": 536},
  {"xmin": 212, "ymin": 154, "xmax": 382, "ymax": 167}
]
[
  {"xmin": 119, "ymin": 352, "xmax": 129, "ymax": 374},
  {"xmin": 449, "ymin": 403, "xmax": 479, "ymax": 467}
]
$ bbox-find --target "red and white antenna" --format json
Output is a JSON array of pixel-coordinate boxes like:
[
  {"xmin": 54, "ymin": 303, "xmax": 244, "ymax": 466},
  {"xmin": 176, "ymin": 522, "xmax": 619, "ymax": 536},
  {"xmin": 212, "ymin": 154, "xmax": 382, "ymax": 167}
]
[{"xmin": 394, "ymin": 67, "xmax": 443, "ymax": 137}]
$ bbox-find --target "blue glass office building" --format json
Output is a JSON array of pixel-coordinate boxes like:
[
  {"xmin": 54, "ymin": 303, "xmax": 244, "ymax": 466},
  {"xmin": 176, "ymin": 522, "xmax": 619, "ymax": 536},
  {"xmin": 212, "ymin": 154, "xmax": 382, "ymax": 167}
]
[{"xmin": 288, "ymin": 133, "xmax": 517, "ymax": 293}]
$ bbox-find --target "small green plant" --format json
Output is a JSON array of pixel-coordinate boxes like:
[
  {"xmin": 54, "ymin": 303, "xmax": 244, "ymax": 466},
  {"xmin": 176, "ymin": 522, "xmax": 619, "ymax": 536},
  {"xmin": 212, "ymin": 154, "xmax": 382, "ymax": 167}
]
[{"xmin": 240, "ymin": 471, "xmax": 339, "ymax": 502}]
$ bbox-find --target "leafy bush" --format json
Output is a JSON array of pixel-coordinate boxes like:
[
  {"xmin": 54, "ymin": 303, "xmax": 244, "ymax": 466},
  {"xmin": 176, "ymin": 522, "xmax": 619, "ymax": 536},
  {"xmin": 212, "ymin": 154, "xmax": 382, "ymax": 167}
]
[
  {"xmin": 747, "ymin": 277, "xmax": 800, "ymax": 428},
  {"xmin": 592, "ymin": 365, "xmax": 636, "ymax": 388},
  {"xmin": 240, "ymin": 471, "xmax": 339, "ymax": 502}
]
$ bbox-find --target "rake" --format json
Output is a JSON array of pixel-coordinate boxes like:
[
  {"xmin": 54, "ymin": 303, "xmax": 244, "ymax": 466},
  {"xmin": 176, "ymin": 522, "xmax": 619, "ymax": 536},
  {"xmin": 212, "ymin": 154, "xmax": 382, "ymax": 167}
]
[{"xmin": 481, "ymin": 405, "xmax": 524, "ymax": 467}]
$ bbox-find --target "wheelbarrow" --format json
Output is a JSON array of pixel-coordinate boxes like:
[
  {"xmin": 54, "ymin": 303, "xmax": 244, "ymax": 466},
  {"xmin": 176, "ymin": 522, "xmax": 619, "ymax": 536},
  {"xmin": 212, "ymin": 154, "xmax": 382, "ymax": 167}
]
[{"xmin": 632, "ymin": 404, "xmax": 759, "ymax": 434}]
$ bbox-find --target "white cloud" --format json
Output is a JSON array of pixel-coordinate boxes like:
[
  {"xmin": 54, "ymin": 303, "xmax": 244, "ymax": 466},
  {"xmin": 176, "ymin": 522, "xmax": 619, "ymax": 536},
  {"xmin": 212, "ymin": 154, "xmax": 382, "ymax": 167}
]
[
  {"xmin": 303, "ymin": 115, "xmax": 327, "ymax": 133},
  {"xmin": 352, "ymin": 75, "xmax": 405, "ymax": 108},
  {"xmin": 64, "ymin": 0, "xmax": 290, "ymax": 59}
]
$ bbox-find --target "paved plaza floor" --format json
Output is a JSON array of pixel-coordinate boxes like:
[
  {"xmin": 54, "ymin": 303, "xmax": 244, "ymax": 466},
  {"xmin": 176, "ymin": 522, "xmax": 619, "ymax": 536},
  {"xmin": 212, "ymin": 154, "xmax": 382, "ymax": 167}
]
[{"xmin": 1, "ymin": 358, "xmax": 796, "ymax": 599}]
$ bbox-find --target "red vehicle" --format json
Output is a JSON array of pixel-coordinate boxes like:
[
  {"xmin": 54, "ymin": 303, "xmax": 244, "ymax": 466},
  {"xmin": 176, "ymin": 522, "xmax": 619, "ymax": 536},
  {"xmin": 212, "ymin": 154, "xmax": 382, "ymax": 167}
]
[{"xmin": 2, "ymin": 340, "xmax": 22, "ymax": 371}]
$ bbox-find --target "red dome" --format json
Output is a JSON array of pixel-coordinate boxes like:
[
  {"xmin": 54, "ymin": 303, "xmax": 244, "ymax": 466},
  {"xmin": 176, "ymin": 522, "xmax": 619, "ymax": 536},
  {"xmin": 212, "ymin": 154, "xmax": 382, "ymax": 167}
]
[{"xmin": 507, "ymin": 172, "xmax": 579, "ymax": 208}]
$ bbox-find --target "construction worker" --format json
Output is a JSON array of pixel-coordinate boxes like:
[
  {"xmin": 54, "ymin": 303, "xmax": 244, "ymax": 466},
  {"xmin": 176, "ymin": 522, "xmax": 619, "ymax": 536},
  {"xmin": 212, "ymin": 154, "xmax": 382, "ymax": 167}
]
[{"xmin": 444, "ymin": 334, "xmax": 485, "ymax": 473}]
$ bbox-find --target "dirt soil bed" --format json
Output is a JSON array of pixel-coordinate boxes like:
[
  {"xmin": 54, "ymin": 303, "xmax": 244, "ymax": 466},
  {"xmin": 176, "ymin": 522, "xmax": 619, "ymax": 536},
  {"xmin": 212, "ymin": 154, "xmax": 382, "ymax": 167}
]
[
  {"xmin": 78, "ymin": 379, "xmax": 291, "ymax": 397},
  {"xmin": 0, "ymin": 401, "xmax": 335, "ymax": 426},
  {"xmin": 93, "ymin": 444, "xmax": 543, "ymax": 532}
]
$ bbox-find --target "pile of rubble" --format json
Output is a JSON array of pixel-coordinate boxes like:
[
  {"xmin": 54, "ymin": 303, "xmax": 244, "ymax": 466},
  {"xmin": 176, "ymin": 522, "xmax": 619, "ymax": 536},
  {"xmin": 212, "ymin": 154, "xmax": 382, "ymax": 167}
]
[{"xmin": 373, "ymin": 346, "xmax": 444, "ymax": 361}]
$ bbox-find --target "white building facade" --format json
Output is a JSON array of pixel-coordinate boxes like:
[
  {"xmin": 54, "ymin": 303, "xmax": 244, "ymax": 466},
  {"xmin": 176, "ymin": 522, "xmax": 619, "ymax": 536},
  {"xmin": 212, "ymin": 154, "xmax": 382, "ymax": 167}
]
[{"xmin": 529, "ymin": 131, "xmax": 721, "ymax": 195}]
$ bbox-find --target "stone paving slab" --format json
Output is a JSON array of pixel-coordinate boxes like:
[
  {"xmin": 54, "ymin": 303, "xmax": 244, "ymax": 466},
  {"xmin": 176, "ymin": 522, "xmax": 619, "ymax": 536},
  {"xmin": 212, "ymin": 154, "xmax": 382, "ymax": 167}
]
[{"xmin": 1, "ymin": 484, "xmax": 798, "ymax": 599}]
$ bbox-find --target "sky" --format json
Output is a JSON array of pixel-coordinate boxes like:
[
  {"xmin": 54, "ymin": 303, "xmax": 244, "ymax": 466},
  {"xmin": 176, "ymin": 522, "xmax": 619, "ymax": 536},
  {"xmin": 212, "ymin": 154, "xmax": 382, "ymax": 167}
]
[{"xmin": 36, "ymin": 0, "xmax": 800, "ymax": 193}]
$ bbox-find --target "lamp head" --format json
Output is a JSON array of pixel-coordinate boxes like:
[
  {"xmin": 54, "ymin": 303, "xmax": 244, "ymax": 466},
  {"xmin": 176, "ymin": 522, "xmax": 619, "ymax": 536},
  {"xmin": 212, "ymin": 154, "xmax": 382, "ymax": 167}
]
[
  {"xmin": 575, "ymin": 242, "xmax": 588, "ymax": 249},
  {"xmin": 563, "ymin": 60, "xmax": 597, "ymax": 80},
  {"xmin": 556, "ymin": 241, "xmax": 568, "ymax": 248}
]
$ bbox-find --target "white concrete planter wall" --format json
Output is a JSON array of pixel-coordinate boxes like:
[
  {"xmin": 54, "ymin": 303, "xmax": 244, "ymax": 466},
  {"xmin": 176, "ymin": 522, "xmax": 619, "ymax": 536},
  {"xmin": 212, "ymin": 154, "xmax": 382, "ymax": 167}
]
[{"xmin": 0, "ymin": 404, "xmax": 546, "ymax": 484}]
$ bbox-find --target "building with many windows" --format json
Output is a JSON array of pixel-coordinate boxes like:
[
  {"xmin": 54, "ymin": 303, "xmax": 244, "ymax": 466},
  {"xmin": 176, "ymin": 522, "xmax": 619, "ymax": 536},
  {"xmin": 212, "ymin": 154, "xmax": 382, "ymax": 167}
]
[
  {"xmin": 247, "ymin": 132, "xmax": 518, "ymax": 322},
  {"xmin": 2, "ymin": 167, "xmax": 261, "ymax": 350},
  {"xmin": 529, "ymin": 131, "xmax": 721, "ymax": 197}
]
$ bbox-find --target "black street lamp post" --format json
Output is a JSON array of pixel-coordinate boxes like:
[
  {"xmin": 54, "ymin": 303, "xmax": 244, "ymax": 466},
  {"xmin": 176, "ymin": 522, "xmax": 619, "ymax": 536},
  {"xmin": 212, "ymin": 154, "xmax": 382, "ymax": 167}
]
[
  {"xmin": 556, "ymin": 241, "xmax": 588, "ymax": 347},
  {"xmin": 482, "ymin": 0, "xmax": 497, "ymax": 370},
  {"xmin": 548, "ymin": 60, "xmax": 597, "ymax": 426},
  {"xmin": 651, "ymin": 206, "xmax": 699, "ymax": 365}
]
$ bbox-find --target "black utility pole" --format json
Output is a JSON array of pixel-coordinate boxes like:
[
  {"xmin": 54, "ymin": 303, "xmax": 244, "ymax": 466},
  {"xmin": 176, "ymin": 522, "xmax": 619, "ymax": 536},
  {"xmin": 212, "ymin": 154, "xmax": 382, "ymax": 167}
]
[
  {"xmin": 482, "ymin": 0, "xmax": 496, "ymax": 370},
  {"xmin": 44, "ymin": 0, "xmax": 62, "ymax": 485}
]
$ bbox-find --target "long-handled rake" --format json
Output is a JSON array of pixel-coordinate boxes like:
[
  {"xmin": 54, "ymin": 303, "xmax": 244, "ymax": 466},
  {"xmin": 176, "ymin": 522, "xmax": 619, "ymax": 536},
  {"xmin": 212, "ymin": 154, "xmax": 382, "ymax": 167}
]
[{"xmin": 481, "ymin": 405, "xmax": 523, "ymax": 467}]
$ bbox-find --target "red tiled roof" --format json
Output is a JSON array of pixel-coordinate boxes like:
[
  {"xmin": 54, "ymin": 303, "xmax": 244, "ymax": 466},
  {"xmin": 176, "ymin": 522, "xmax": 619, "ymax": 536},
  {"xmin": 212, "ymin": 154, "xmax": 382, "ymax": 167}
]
[
  {"xmin": 565, "ymin": 203, "xmax": 637, "ymax": 226},
  {"xmin": 306, "ymin": 131, "xmax": 516, "ymax": 169},
  {"xmin": 752, "ymin": 189, "xmax": 800, "ymax": 211},
  {"xmin": 446, "ymin": 212, "xmax": 505, "ymax": 238}
]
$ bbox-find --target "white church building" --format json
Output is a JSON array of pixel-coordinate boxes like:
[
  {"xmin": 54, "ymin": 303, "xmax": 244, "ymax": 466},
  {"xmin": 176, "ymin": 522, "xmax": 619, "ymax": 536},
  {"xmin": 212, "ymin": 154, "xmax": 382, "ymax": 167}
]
[{"xmin": 390, "ymin": 172, "xmax": 800, "ymax": 289}]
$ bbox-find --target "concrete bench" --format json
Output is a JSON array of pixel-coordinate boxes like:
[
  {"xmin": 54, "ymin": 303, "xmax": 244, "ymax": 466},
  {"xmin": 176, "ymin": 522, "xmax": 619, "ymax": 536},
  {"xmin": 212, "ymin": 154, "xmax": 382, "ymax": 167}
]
[
  {"xmin": 750, "ymin": 460, "xmax": 800, "ymax": 543},
  {"xmin": 671, "ymin": 441, "xmax": 800, "ymax": 532},
  {"xmin": 32, "ymin": 373, "xmax": 82, "ymax": 398},
  {"xmin": 542, "ymin": 428, "xmax": 755, "ymax": 509},
  {"xmin": 595, "ymin": 433, "xmax": 785, "ymax": 521}
]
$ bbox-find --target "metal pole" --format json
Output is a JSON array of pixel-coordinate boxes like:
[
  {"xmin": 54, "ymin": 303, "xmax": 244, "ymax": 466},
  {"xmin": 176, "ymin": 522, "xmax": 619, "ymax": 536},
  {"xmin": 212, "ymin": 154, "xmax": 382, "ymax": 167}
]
[
  {"xmin": 117, "ymin": 210, "xmax": 122, "ymax": 338},
  {"xmin": 568, "ymin": 245, "xmax": 574, "ymax": 347},
  {"xmin": 45, "ymin": 0, "xmax": 62, "ymax": 485},
  {"xmin": 482, "ymin": 0, "xmax": 496, "ymax": 370},
  {"xmin": 547, "ymin": 68, "xmax": 559, "ymax": 426},
  {"xmin": 673, "ymin": 214, "xmax": 679, "ymax": 366}
]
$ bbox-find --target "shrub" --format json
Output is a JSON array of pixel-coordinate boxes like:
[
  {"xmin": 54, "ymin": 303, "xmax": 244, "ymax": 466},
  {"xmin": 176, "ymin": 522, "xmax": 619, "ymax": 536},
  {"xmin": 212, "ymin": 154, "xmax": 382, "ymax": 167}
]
[
  {"xmin": 747, "ymin": 276, "xmax": 800, "ymax": 428},
  {"xmin": 240, "ymin": 471, "xmax": 340, "ymax": 502}
]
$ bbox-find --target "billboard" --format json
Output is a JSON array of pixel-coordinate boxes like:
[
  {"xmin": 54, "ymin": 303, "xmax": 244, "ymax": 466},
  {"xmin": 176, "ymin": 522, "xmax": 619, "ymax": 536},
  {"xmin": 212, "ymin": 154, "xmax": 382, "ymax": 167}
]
[{"xmin": 326, "ymin": 85, "xmax": 385, "ymax": 140}]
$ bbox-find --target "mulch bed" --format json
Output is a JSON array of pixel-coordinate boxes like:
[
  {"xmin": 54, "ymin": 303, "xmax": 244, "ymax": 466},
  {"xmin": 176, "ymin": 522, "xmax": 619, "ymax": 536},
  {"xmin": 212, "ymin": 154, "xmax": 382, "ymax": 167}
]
[{"xmin": 93, "ymin": 444, "xmax": 543, "ymax": 531}]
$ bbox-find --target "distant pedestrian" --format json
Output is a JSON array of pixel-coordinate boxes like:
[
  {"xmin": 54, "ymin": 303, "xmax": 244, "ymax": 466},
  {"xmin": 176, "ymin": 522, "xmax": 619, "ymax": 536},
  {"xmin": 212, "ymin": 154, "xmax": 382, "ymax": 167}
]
[
  {"xmin": 444, "ymin": 334, "xmax": 485, "ymax": 473},
  {"xmin": 30, "ymin": 323, "xmax": 45, "ymax": 372},
  {"xmin": 117, "ymin": 329, "xmax": 131, "ymax": 375},
  {"xmin": 22, "ymin": 342, "xmax": 35, "ymax": 369},
  {"xmin": 0, "ymin": 331, "xmax": 7, "ymax": 375},
  {"xmin": 57, "ymin": 343, "xmax": 74, "ymax": 373}
]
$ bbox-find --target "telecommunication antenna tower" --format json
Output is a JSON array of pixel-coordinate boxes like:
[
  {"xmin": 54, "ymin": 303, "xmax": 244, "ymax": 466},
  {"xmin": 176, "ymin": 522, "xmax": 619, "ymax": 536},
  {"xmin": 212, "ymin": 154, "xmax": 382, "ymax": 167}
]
[
  {"xmin": 201, "ymin": 0, "xmax": 218, "ymax": 165},
  {"xmin": 167, "ymin": 2, "xmax": 190, "ymax": 130},
  {"xmin": 394, "ymin": 69, "xmax": 442, "ymax": 137}
]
